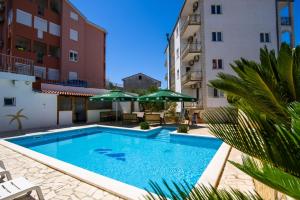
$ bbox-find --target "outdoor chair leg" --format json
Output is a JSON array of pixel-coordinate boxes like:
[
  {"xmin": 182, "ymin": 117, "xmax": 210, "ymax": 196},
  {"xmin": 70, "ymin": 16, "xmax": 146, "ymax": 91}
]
[{"xmin": 35, "ymin": 187, "xmax": 45, "ymax": 200}]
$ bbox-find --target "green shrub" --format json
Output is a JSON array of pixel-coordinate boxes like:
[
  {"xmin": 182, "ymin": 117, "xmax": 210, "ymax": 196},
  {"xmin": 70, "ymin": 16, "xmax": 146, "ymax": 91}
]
[
  {"xmin": 177, "ymin": 124, "xmax": 188, "ymax": 133},
  {"xmin": 140, "ymin": 122, "xmax": 150, "ymax": 130}
]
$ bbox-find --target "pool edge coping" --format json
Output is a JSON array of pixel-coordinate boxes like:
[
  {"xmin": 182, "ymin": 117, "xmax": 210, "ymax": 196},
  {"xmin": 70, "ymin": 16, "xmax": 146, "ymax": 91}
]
[{"xmin": 0, "ymin": 124, "xmax": 230, "ymax": 200}]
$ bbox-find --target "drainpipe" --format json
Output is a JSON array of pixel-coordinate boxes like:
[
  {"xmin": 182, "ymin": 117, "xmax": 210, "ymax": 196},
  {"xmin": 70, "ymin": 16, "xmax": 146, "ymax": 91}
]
[{"xmin": 166, "ymin": 33, "xmax": 171, "ymax": 90}]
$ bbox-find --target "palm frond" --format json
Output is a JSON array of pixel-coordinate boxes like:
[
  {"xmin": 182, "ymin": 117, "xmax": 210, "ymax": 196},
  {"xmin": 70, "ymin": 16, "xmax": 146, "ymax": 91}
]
[
  {"xmin": 202, "ymin": 103, "xmax": 300, "ymax": 177},
  {"xmin": 144, "ymin": 180, "xmax": 262, "ymax": 200},
  {"xmin": 230, "ymin": 156, "xmax": 300, "ymax": 199}
]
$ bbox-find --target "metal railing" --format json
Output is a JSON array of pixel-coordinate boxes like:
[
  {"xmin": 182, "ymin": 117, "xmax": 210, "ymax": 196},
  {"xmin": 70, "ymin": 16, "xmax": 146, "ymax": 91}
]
[
  {"xmin": 181, "ymin": 42, "xmax": 201, "ymax": 58},
  {"xmin": 281, "ymin": 17, "xmax": 291, "ymax": 26},
  {"xmin": 40, "ymin": 79, "xmax": 105, "ymax": 89},
  {"xmin": 181, "ymin": 14, "xmax": 201, "ymax": 34},
  {"xmin": 0, "ymin": 53, "xmax": 34, "ymax": 76},
  {"xmin": 182, "ymin": 71, "xmax": 202, "ymax": 85}
]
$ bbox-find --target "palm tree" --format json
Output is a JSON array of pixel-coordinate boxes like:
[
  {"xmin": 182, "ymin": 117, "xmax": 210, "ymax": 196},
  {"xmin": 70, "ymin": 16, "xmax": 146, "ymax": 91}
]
[
  {"xmin": 6, "ymin": 109, "xmax": 28, "ymax": 130},
  {"xmin": 145, "ymin": 44, "xmax": 300, "ymax": 199}
]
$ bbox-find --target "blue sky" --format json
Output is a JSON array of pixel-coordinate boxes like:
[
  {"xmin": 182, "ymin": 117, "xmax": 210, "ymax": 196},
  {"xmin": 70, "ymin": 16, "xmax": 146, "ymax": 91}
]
[{"xmin": 70, "ymin": 0, "xmax": 300, "ymax": 88}]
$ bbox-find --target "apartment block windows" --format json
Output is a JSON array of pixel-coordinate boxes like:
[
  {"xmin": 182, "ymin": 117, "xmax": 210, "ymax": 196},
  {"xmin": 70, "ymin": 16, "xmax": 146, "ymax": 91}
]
[
  {"xmin": 177, "ymin": 69, "xmax": 180, "ymax": 80},
  {"xmin": 70, "ymin": 29, "xmax": 78, "ymax": 41},
  {"xmin": 4, "ymin": 97, "xmax": 16, "ymax": 107},
  {"xmin": 213, "ymin": 89, "xmax": 224, "ymax": 98},
  {"xmin": 212, "ymin": 32, "xmax": 222, "ymax": 42},
  {"xmin": 211, "ymin": 5, "xmax": 222, "ymax": 14},
  {"xmin": 16, "ymin": 9, "xmax": 32, "ymax": 27},
  {"xmin": 70, "ymin": 11, "xmax": 78, "ymax": 21},
  {"xmin": 69, "ymin": 72, "xmax": 78, "ymax": 80},
  {"xmin": 212, "ymin": 59, "xmax": 223, "ymax": 69},
  {"xmin": 69, "ymin": 50, "xmax": 78, "ymax": 62},
  {"xmin": 260, "ymin": 33, "xmax": 271, "ymax": 43}
]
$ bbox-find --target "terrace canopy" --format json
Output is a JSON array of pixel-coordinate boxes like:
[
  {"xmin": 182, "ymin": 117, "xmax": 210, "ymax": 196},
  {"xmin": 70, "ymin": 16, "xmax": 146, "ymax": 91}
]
[
  {"xmin": 138, "ymin": 89, "xmax": 197, "ymax": 102},
  {"xmin": 89, "ymin": 90, "xmax": 137, "ymax": 121}
]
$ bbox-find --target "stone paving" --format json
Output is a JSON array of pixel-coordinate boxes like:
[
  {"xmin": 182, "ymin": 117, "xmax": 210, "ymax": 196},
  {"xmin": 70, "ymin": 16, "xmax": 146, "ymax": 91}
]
[
  {"xmin": 0, "ymin": 145, "xmax": 123, "ymax": 200},
  {"xmin": 0, "ymin": 124, "xmax": 255, "ymax": 199}
]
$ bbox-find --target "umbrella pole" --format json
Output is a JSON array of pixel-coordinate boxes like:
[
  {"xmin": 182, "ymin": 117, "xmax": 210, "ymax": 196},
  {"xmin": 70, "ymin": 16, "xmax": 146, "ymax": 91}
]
[{"xmin": 116, "ymin": 101, "xmax": 118, "ymax": 121}]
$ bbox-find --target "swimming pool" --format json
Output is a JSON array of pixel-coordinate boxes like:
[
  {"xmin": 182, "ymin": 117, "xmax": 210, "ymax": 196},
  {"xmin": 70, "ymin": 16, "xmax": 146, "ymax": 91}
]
[{"xmin": 4, "ymin": 126, "xmax": 224, "ymax": 198}]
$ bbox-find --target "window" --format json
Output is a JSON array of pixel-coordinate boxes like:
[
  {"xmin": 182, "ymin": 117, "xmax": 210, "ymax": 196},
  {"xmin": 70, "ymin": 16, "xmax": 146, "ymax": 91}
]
[
  {"xmin": 16, "ymin": 9, "xmax": 32, "ymax": 27},
  {"xmin": 49, "ymin": 45, "xmax": 60, "ymax": 58},
  {"xmin": 213, "ymin": 89, "xmax": 224, "ymax": 98},
  {"xmin": 260, "ymin": 33, "xmax": 271, "ymax": 43},
  {"xmin": 69, "ymin": 50, "xmax": 78, "ymax": 62},
  {"xmin": 15, "ymin": 36, "xmax": 31, "ymax": 52},
  {"xmin": 138, "ymin": 75, "xmax": 142, "ymax": 80},
  {"xmin": 34, "ymin": 16, "xmax": 47, "ymax": 32},
  {"xmin": 177, "ymin": 69, "xmax": 180, "ymax": 80},
  {"xmin": 212, "ymin": 32, "xmax": 222, "ymax": 42},
  {"xmin": 70, "ymin": 29, "xmax": 78, "ymax": 41},
  {"xmin": 4, "ymin": 97, "xmax": 16, "ymax": 106},
  {"xmin": 49, "ymin": 22, "xmax": 60, "ymax": 36},
  {"xmin": 68, "ymin": 71, "xmax": 78, "ymax": 80},
  {"xmin": 70, "ymin": 11, "xmax": 78, "ymax": 21},
  {"xmin": 212, "ymin": 59, "xmax": 223, "ymax": 69},
  {"xmin": 8, "ymin": 9, "xmax": 13, "ymax": 25},
  {"xmin": 48, "ymin": 68, "xmax": 59, "ymax": 81},
  {"xmin": 211, "ymin": 5, "xmax": 222, "ymax": 14}
]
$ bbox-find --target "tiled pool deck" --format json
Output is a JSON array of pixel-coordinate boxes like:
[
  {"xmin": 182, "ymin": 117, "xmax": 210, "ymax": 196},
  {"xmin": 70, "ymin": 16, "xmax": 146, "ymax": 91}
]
[{"xmin": 0, "ymin": 124, "xmax": 255, "ymax": 200}]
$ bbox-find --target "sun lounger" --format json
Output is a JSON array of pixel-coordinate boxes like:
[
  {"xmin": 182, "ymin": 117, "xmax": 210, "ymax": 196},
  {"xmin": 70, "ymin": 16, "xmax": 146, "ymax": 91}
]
[
  {"xmin": 0, "ymin": 161, "xmax": 12, "ymax": 181},
  {"xmin": 123, "ymin": 113, "xmax": 138, "ymax": 123},
  {"xmin": 0, "ymin": 177, "xmax": 44, "ymax": 200},
  {"xmin": 145, "ymin": 113, "xmax": 162, "ymax": 125}
]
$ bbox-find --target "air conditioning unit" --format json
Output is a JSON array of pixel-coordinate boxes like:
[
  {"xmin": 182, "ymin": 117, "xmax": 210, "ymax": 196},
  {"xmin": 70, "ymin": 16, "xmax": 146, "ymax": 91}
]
[{"xmin": 193, "ymin": 2, "xmax": 199, "ymax": 12}]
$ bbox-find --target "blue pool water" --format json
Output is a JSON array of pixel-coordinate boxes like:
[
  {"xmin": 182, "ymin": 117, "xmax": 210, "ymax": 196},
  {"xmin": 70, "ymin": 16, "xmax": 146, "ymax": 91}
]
[{"xmin": 8, "ymin": 127, "xmax": 222, "ymax": 193}]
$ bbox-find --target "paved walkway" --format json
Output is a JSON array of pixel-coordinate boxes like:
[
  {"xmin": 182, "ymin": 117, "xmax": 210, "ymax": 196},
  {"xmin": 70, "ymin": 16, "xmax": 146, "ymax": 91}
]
[
  {"xmin": 0, "ymin": 145, "xmax": 122, "ymax": 200},
  {"xmin": 0, "ymin": 124, "xmax": 255, "ymax": 199}
]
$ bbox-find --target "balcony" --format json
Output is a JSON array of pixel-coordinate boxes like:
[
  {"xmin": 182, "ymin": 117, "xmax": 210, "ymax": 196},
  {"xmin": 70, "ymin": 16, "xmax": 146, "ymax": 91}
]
[
  {"xmin": 0, "ymin": 53, "xmax": 34, "ymax": 76},
  {"xmin": 182, "ymin": 71, "xmax": 202, "ymax": 86},
  {"xmin": 181, "ymin": 42, "xmax": 201, "ymax": 61},
  {"xmin": 281, "ymin": 17, "xmax": 292, "ymax": 26},
  {"xmin": 181, "ymin": 14, "xmax": 201, "ymax": 38}
]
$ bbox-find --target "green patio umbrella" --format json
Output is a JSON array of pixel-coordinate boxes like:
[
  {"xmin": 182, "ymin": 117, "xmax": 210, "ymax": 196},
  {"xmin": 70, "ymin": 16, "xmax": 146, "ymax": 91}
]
[
  {"xmin": 89, "ymin": 90, "xmax": 137, "ymax": 121},
  {"xmin": 138, "ymin": 89, "xmax": 197, "ymax": 102}
]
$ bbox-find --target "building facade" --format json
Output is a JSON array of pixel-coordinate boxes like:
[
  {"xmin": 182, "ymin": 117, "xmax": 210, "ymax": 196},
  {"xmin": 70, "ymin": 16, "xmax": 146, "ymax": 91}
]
[
  {"xmin": 122, "ymin": 73, "xmax": 161, "ymax": 92},
  {"xmin": 0, "ymin": 0, "xmax": 108, "ymax": 125},
  {"xmin": 165, "ymin": 0, "xmax": 295, "ymax": 113}
]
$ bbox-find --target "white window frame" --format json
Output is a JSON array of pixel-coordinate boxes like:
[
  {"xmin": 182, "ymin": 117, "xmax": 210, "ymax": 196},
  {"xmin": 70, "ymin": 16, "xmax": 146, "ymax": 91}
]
[
  {"xmin": 69, "ymin": 50, "xmax": 78, "ymax": 62},
  {"xmin": 260, "ymin": 33, "xmax": 271, "ymax": 43},
  {"xmin": 4, "ymin": 97, "xmax": 16, "ymax": 107},
  {"xmin": 211, "ymin": 5, "xmax": 222, "ymax": 15},
  {"xmin": 212, "ymin": 59, "xmax": 223, "ymax": 70},
  {"xmin": 70, "ymin": 29, "xmax": 78, "ymax": 41},
  {"xmin": 212, "ymin": 32, "xmax": 223, "ymax": 42},
  {"xmin": 70, "ymin": 11, "xmax": 79, "ymax": 21}
]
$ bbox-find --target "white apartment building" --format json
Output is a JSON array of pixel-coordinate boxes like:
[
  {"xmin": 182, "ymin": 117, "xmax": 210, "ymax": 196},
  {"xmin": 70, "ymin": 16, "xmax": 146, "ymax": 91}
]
[{"xmin": 165, "ymin": 0, "xmax": 295, "ymax": 114}]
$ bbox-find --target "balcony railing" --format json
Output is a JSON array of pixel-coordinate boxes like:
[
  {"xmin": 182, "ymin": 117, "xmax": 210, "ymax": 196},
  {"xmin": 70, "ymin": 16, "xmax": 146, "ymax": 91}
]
[
  {"xmin": 181, "ymin": 14, "xmax": 201, "ymax": 34},
  {"xmin": 181, "ymin": 42, "xmax": 201, "ymax": 59},
  {"xmin": 0, "ymin": 53, "xmax": 34, "ymax": 76},
  {"xmin": 182, "ymin": 71, "xmax": 202, "ymax": 85},
  {"xmin": 281, "ymin": 17, "xmax": 292, "ymax": 26}
]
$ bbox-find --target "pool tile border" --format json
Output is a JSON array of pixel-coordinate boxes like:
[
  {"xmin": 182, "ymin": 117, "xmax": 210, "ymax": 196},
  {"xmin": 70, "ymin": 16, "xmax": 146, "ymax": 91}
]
[{"xmin": 0, "ymin": 124, "xmax": 231, "ymax": 200}]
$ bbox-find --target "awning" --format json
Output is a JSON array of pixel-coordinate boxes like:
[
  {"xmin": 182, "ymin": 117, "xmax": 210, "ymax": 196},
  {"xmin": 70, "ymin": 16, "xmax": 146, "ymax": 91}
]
[{"xmin": 41, "ymin": 90, "xmax": 94, "ymax": 97}]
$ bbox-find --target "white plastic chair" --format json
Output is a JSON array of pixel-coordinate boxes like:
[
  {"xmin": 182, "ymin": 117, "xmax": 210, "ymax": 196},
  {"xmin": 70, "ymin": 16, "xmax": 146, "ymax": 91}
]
[{"xmin": 0, "ymin": 177, "xmax": 44, "ymax": 200}]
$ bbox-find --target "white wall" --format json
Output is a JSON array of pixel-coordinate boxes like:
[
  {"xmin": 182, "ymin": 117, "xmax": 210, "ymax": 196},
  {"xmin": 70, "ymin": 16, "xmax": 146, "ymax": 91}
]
[
  {"xmin": 87, "ymin": 110, "xmax": 101, "ymax": 123},
  {"xmin": 0, "ymin": 73, "xmax": 57, "ymax": 132},
  {"xmin": 203, "ymin": 0, "xmax": 278, "ymax": 108},
  {"xmin": 58, "ymin": 111, "xmax": 72, "ymax": 126}
]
